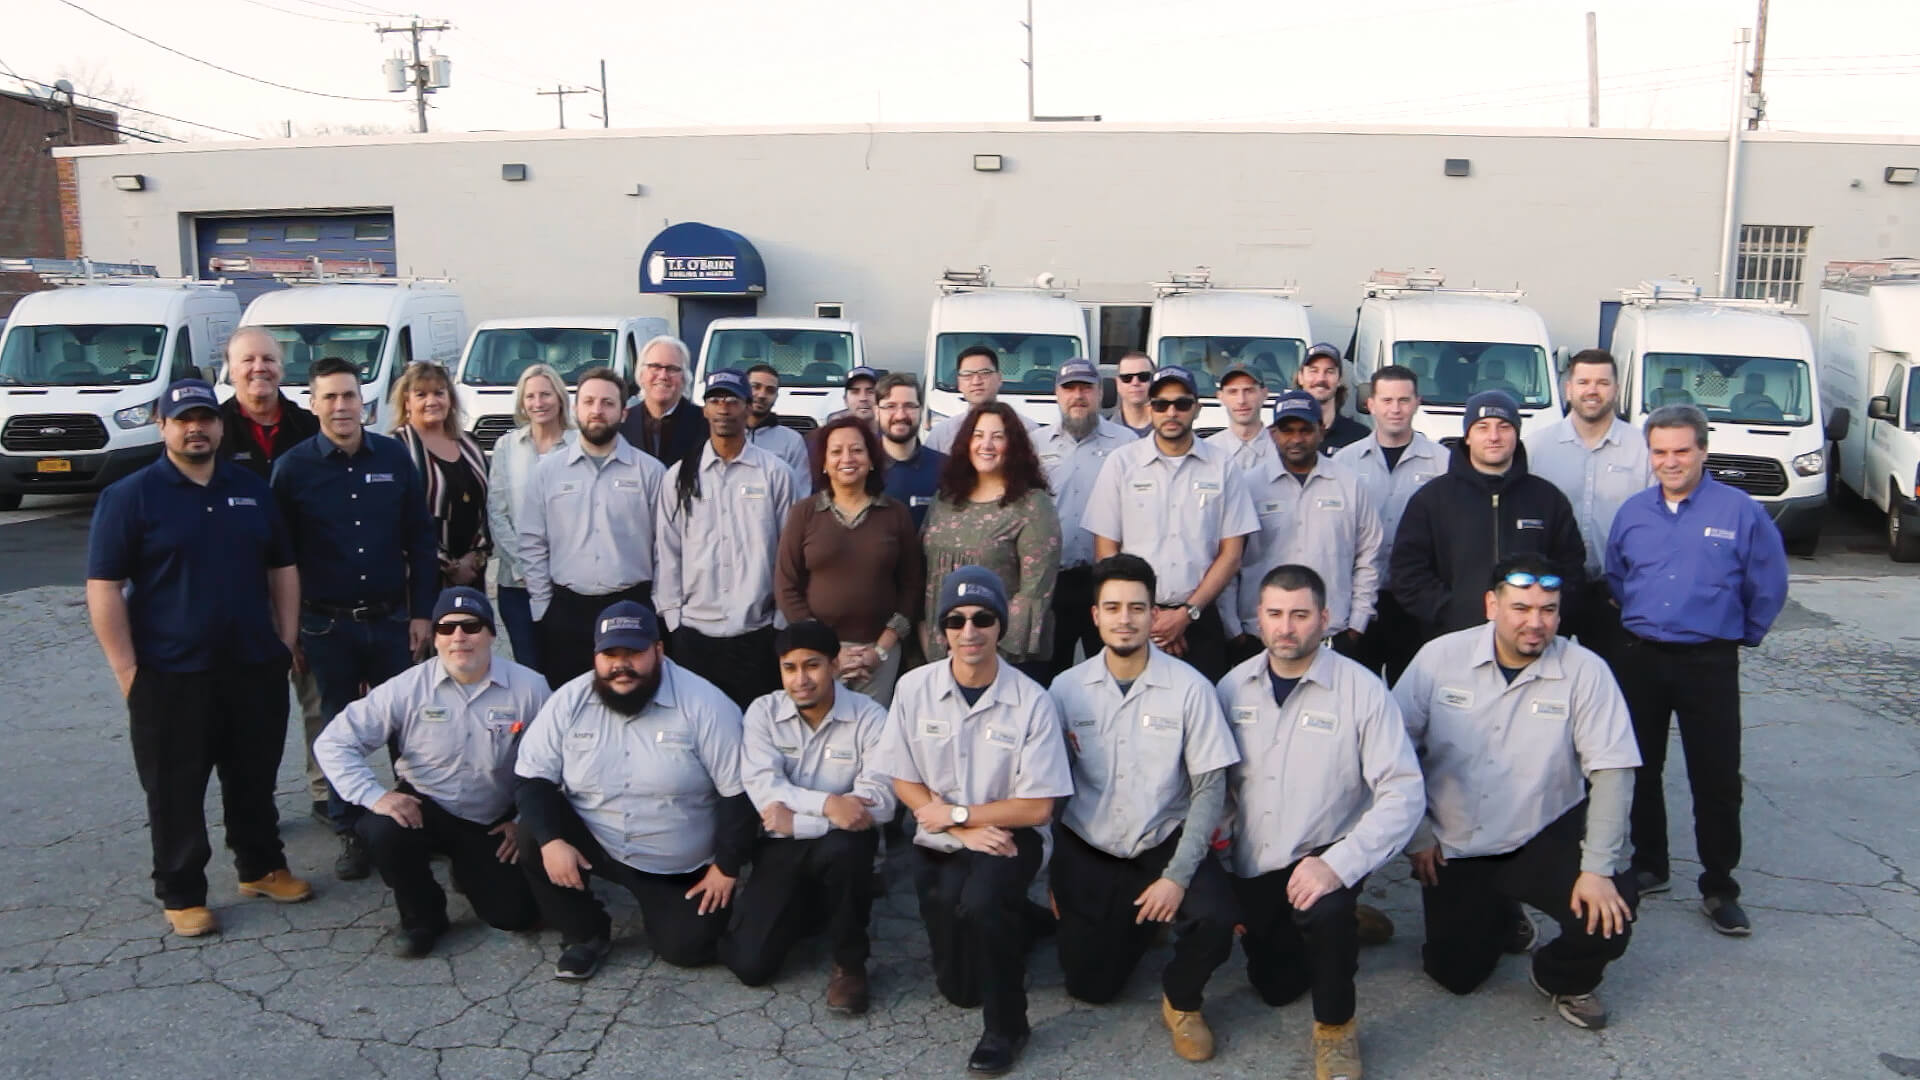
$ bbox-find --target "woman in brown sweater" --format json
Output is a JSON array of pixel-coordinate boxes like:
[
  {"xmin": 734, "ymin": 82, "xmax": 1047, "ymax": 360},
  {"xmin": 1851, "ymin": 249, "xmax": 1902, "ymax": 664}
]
[{"xmin": 775, "ymin": 415, "xmax": 924, "ymax": 705}]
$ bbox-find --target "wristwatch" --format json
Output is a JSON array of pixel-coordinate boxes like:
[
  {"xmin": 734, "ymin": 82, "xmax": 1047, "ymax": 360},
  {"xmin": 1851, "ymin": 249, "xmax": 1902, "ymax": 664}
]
[
  {"xmin": 949, "ymin": 804, "xmax": 970, "ymax": 826},
  {"xmin": 873, "ymin": 643, "xmax": 891, "ymax": 663},
  {"xmin": 1185, "ymin": 604, "xmax": 1203, "ymax": 623}
]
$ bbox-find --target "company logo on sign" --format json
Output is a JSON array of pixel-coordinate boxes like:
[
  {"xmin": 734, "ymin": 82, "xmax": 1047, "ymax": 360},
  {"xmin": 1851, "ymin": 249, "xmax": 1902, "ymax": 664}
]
[{"xmin": 647, "ymin": 254, "xmax": 738, "ymax": 285}]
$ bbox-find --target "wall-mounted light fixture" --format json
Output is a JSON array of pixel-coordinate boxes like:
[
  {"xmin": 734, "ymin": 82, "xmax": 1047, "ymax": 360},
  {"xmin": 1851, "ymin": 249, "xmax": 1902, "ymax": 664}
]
[
  {"xmin": 111, "ymin": 174, "xmax": 147, "ymax": 191},
  {"xmin": 1443, "ymin": 158, "xmax": 1471, "ymax": 178},
  {"xmin": 501, "ymin": 163, "xmax": 529, "ymax": 182},
  {"xmin": 1886, "ymin": 166, "xmax": 1918, "ymax": 185},
  {"xmin": 973, "ymin": 154, "xmax": 1003, "ymax": 173}
]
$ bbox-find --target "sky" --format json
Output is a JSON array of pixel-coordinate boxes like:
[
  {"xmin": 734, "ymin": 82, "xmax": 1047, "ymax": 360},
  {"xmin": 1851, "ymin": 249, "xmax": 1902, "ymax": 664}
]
[{"xmin": 3, "ymin": 0, "xmax": 1917, "ymax": 143}]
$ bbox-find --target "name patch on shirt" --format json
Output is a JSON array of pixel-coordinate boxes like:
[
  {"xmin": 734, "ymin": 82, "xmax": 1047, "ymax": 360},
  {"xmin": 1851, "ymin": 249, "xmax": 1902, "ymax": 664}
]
[
  {"xmin": 1606, "ymin": 463, "xmax": 1635, "ymax": 474},
  {"xmin": 365, "ymin": 472, "xmax": 395, "ymax": 484},
  {"xmin": 1314, "ymin": 497, "xmax": 1345, "ymax": 510},
  {"xmin": 1530, "ymin": 699, "xmax": 1570, "ymax": 718},
  {"xmin": 826, "ymin": 747, "xmax": 855, "ymax": 762},
  {"xmin": 1704, "ymin": 526, "xmax": 1736, "ymax": 540},
  {"xmin": 227, "ymin": 496, "xmax": 258, "ymax": 507},
  {"xmin": 1142, "ymin": 714, "xmax": 1179, "ymax": 735},
  {"xmin": 1258, "ymin": 500, "xmax": 1285, "ymax": 515},
  {"xmin": 775, "ymin": 743, "xmax": 800, "ymax": 756},
  {"xmin": 1438, "ymin": 687, "xmax": 1475, "ymax": 709},
  {"xmin": 1130, "ymin": 480, "xmax": 1157, "ymax": 494},
  {"xmin": 418, "ymin": 706, "xmax": 450, "ymax": 723},
  {"xmin": 984, "ymin": 726, "xmax": 1018, "ymax": 749},
  {"xmin": 919, "ymin": 718, "xmax": 952, "ymax": 738},
  {"xmin": 1070, "ymin": 716, "xmax": 1097, "ymax": 728},
  {"xmin": 1516, "ymin": 518, "xmax": 1545, "ymax": 530},
  {"xmin": 656, "ymin": 729, "xmax": 693, "ymax": 749},
  {"xmin": 1299, "ymin": 711, "xmax": 1337, "ymax": 734},
  {"xmin": 740, "ymin": 484, "xmax": 767, "ymax": 499},
  {"xmin": 556, "ymin": 481, "xmax": 582, "ymax": 495},
  {"xmin": 613, "ymin": 479, "xmax": 641, "ymax": 491},
  {"xmin": 567, "ymin": 729, "xmax": 598, "ymax": 748},
  {"xmin": 1232, "ymin": 706, "xmax": 1259, "ymax": 726}
]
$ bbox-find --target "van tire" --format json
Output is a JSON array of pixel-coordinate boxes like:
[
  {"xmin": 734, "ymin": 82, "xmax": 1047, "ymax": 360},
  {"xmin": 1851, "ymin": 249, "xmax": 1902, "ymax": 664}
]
[
  {"xmin": 0, "ymin": 493, "xmax": 19, "ymax": 511},
  {"xmin": 1890, "ymin": 483, "xmax": 1920, "ymax": 563}
]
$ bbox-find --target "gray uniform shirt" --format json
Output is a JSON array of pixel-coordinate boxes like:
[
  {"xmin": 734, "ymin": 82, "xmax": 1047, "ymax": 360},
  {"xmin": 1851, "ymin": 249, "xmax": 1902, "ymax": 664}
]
[
  {"xmin": 656, "ymin": 441, "xmax": 797, "ymax": 636},
  {"xmin": 871, "ymin": 660, "xmax": 1074, "ymax": 853},
  {"xmin": 519, "ymin": 435, "xmax": 666, "ymax": 619},
  {"xmin": 1333, "ymin": 432, "xmax": 1445, "ymax": 586},
  {"xmin": 315, "ymin": 655, "xmax": 552, "ymax": 825},
  {"xmin": 514, "ymin": 659, "xmax": 746, "ymax": 874},
  {"xmin": 1221, "ymin": 455, "xmax": 1384, "ymax": 637},
  {"xmin": 1037, "ymin": 418, "xmax": 1136, "ymax": 569},
  {"xmin": 1216, "ymin": 648, "xmax": 1425, "ymax": 884},
  {"xmin": 747, "ymin": 421, "xmax": 813, "ymax": 487},
  {"xmin": 925, "ymin": 408, "xmax": 1047, "ymax": 456},
  {"xmin": 1394, "ymin": 624, "xmax": 1641, "ymax": 861},
  {"xmin": 1049, "ymin": 647, "xmax": 1240, "ymax": 858},
  {"xmin": 1205, "ymin": 426, "xmax": 1281, "ymax": 478},
  {"xmin": 740, "ymin": 687, "xmax": 897, "ymax": 840},
  {"xmin": 1524, "ymin": 416, "xmax": 1651, "ymax": 577},
  {"xmin": 1081, "ymin": 436, "xmax": 1260, "ymax": 605}
]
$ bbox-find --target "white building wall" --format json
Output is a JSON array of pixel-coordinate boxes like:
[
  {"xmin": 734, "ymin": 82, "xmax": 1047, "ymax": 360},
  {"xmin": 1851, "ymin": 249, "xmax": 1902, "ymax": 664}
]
[{"xmin": 61, "ymin": 124, "xmax": 1920, "ymax": 366}]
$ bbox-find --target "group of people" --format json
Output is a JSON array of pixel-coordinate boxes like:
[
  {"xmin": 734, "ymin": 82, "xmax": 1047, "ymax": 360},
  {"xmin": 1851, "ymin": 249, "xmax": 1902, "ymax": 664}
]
[{"xmin": 86, "ymin": 327, "xmax": 1789, "ymax": 1079}]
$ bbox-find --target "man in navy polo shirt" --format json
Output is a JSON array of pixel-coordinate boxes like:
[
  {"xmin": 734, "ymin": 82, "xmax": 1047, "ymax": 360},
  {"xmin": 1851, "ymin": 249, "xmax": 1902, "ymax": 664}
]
[
  {"xmin": 874, "ymin": 372, "xmax": 945, "ymax": 529},
  {"xmin": 271, "ymin": 355, "xmax": 439, "ymax": 881},
  {"xmin": 87, "ymin": 378, "xmax": 314, "ymax": 938}
]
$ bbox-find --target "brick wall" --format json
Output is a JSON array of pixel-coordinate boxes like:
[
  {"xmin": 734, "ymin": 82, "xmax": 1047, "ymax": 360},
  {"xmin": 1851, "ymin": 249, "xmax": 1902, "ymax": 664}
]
[{"xmin": 0, "ymin": 90, "xmax": 118, "ymax": 315}]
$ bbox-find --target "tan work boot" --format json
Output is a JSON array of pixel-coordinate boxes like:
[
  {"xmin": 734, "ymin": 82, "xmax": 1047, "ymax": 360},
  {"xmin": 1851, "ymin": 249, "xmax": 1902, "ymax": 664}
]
[
  {"xmin": 1160, "ymin": 995, "xmax": 1215, "ymax": 1062},
  {"xmin": 1313, "ymin": 1018, "xmax": 1362, "ymax": 1080},
  {"xmin": 238, "ymin": 869, "xmax": 314, "ymax": 903},
  {"xmin": 825, "ymin": 964, "xmax": 870, "ymax": 1015},
  {"xmin": 164, "ymin": 906, "xmax": 218, "ymax": 937},
  {"xmin": 1354, "ymin": 904, "xmax": 1394, "ymax": 946}
]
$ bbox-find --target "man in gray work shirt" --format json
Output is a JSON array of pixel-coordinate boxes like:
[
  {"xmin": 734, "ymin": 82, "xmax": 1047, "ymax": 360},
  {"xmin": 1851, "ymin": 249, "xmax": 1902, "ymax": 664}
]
[
  {"xmin": 1396, "ymin": 552, "xmax": 1641, "ymax": 1031},
  {"xmin": 1036, "ymin": 358, "xmax": 1136, "ymax": 678},
  {"xmin": 744, "ymin": 364, "xmax": 814, "ymax": 483},
  {"xmin": 1048, "ymin": 554, "xmax": 1240, "ymax": 1064},
  {"xmin": 1215, "ymin": 564, "xmax": 1424, "ymax": 1080},
  {"xmin": 315, "ymin": 586, "xmax": 549, "ymax": 958}
]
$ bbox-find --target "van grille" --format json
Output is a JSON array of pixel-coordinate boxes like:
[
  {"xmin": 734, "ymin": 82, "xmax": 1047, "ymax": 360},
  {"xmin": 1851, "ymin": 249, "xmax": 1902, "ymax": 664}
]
[
  {"xmin": 2, "ymin": 413, "xmax": 110, "ymax": 452},
  {"xmin": 778, "ymin": 415, "xmax": 818, "ymax": 433},
  {"xmin": 1705, "ymin": 453, "xmax": 1788, "ymax": 497},
  {"xmin": 472, "ymin": 415, "xmax": 515, "ymax": 451}
]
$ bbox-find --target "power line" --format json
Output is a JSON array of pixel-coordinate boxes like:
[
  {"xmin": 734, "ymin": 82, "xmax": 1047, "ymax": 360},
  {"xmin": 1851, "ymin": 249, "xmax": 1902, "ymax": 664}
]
[
  {"xmin": 49, "ymin": 0, "xmax": 392, "ymax": 102},
  {"xmin": 9, "ymin": 70, "xmax": 260, "ymax": 139},
  {"xmin": 233, "ymin": 0, "xmax": 373, "ymax": 25},
  {"xmin": 282, "ymin": 0, "xmax": 402, "ymax": 17}
]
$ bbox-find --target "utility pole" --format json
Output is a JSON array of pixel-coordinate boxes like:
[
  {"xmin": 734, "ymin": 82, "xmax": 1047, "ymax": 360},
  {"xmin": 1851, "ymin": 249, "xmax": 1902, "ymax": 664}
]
[
  {"xmin": 599, "ymin": 59, "xmax": 609, "ymax": 128},
  {"xmin": 537, "ymin": 85, "xmax": 591, "ymax": 130},
  {"xmin": 1718, "ymin": 28, "xmax": 1754, "ymax": 298},
  {"xmin": 1020, "ymin": 0, "xmax": 1035, "ymax": 121},
  {"xmin": 376, "ymin": 18, "xmax": 451, "ymax": 133},
  {"xmin": 1748, "ymin": 0, "xmax": 1770, "ymax": 130},
  {"xmin": 1585, "ymin": 11, "xmax": 1600, "ymax": 127}
]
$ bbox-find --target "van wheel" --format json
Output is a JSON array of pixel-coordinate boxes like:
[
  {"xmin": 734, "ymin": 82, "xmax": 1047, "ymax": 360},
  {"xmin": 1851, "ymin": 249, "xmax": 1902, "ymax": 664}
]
[
  {"xmin": 1890, "ymin": 484, "xmax": 1920, "ymax": 563},
  {"xmin": 0, "ymin": 493, "xmax": 19, "ymax": 511},
  {"xmin": 1785, "ymin": 530, "xmax": 1818, "ymax": 558}
]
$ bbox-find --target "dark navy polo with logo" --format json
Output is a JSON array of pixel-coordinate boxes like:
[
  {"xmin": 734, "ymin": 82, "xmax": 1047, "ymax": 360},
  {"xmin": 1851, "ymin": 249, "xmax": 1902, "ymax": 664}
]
[{"xmin": 269, "ymin": 430, "xmax": 439, "ymax": 618}]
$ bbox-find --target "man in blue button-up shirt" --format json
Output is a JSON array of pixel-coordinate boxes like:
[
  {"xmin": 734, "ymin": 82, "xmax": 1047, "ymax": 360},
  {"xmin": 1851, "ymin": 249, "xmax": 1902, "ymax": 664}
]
[
  {"xmin": 271, "ymin": 356, "xmax": 439, "ymax": 880},
  {"xmin": 1605, "ymin": 404, "xmax": 1788, "ymax": 937}
]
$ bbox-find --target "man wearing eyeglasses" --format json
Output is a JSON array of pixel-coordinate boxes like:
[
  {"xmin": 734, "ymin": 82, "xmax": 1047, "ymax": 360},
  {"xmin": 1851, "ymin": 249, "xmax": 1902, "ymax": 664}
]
[
  {"xmin": 873, "ymin": 567, "xmax": 1073, "ymax": 1077},
  {"xmin": 1106, "ymin": 351, "xmax": 1156, "ymax": 438},
  {"xmin": 618, "ymin": 336, "xmax": 709, "ymax": 467},
  {"xmin": 1084, "ymin": 365, "xmax": 1258, "ymax": 683},
  {"xmin": 925, "ymin": 344, "xmax": 1045, "ymax": 456},
  {"xmin": 875, "ymin": 372, "xmax": 946, "ymax": 529},
  {"xmin": 314, "ymin": 587, "xmax": 549, "ymax": 958},
  {"xmin": 1396, "ymin": 553, "xmax": 1641, "ymax": 1031}
]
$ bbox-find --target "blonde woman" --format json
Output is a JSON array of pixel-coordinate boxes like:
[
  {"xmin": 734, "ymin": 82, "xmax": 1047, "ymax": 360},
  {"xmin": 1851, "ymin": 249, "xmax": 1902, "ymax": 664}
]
[
  {"xmin": 485, "ymin": 363, "xmax": 576, "ymax": 667},
  {"xmin": 389, "ymin": 362, "xmax": 491, "ymax": 593}
]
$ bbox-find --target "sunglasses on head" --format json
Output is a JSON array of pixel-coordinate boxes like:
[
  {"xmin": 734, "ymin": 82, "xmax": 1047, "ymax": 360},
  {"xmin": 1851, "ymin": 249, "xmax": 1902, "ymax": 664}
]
[
  {"xmin": 1116, "ymin": 371, "xmax": 1153, "ymax": 383},
  {"xmin": 1500, "ymin": 571, "xmax": 1562, "ymax": 590},
  {"xmin": 434, "ymin": 619, "xmax": 487, "ymax": 636},
  {"xmin": 1149, "ymin": 396, "xmax": 1198, "ymax": 413},
  {"xmin": 941, "ymin": 611, "xmax": 1001, "ymax": 631}
]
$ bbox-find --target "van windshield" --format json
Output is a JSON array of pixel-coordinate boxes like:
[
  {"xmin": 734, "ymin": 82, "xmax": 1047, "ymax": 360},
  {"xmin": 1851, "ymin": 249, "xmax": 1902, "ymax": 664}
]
[
  {"xmin": 1156, "ymin": 336, "xmax": 1305, "ymax": 395},
  {"xmin": 706, "ymin": 329, "xmax": 856, "ymax": 388},
  {"xmin": 462, "ymin": 328, "xmax": 617, "ymax": 387},
  {"xmin": 259, "ymin": 324, "xmax": 388, "ymax": 386},
  {"xmin": 933, "ymin": 333, "xmax": 1083, "ymax": 395},
  {"xmin": 1391, "ymin": 341, "xmax": 1552, "ymax": 407},
  {"xmin": 0, "ymin": 324, "xmax": 168, "ymax": 386},
  {"xmin": 1641, "ymin": 352, "xmax": 1813, "ymax": 426}
]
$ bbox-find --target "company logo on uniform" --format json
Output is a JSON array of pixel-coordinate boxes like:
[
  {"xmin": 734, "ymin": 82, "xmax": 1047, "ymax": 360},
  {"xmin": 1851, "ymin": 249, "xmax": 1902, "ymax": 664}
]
[
  {"xmin": 957, "ymin": 583, "xmax": 989, "ymax": 598},
  {"xmin": 600, "ymin": 616, "xmax": 647, "ymax": 633},
  {"xmin": 453, "ymin": 596, "xmax": 470, "ymax": 609},
  {"xmin": 170, "ymin": 386, "xmax": 215, "ymax": 405}
]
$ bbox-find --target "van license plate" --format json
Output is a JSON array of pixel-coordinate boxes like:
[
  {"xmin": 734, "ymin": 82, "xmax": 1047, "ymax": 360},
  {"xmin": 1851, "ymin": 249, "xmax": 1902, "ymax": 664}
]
[{"xmin": 36, "ymin": 459, "xmax": 72, "ymax": 474}]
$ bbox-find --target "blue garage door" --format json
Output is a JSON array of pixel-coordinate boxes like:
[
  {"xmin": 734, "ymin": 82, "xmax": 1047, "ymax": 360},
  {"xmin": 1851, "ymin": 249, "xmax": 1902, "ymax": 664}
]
[{"xmin": 194, "ymin": 212, "xmax": 397, "ymax": 307}]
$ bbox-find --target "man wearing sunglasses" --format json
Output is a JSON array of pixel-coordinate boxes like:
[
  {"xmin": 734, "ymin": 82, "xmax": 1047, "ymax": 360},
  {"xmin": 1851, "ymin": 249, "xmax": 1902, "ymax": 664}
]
[
  {"xmin": 925, "ymin": 344, "xmax": 1046, "ymax": 456},
  {"xmin": 1106, "ymin": 351, "xmax": 1156, "ymax": 438},
  {"xmin": 314, "ymin": 587, "xmax": 549, "ymax": 958},
  {"xmin": 1085, "ymin": 365, "xmax": 1258, "ymax": 682},
  {"xmin": 873, "ymin": 567, "xmax": 1073, "ymax": 1076},
  {"xmin": 1396, "ymin": 554, "xmax": 1641, "ymax": 1031}
]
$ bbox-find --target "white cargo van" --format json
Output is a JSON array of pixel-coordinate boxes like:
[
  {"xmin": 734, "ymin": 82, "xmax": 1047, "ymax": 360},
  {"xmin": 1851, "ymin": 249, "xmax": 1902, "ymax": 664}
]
[
  {"xmin": 0, "ymin": 257, "xmax": 239, "ymax": 508},
  {"xmin": 695, "ymin": 317, "xmax": 866, "ymax": 431},
  {"xmin": 1349, "ymin": 269, "xmax": 1561, "ymax": 441},
  {"xmin": 1609, "ymin": 279, "xmax": 1826, "ymax": 554},
  {"xmin": 923, "ymin": 267, "xmax": 1089, "ymax": 431},
  {"xmin": 219, "ymin": 258, "xmax": 466, "ymax": 431},
  {"xmin": 455, "ymin": 316, "xmax": 668, "ymax": 451},
  {"xmin": 1819, "ymin": 260, "xmax": 1920, "ymax": 561},
  {"xmin": 1147, "ymin": 269, "xmax": 1311, "ymax": 436}
]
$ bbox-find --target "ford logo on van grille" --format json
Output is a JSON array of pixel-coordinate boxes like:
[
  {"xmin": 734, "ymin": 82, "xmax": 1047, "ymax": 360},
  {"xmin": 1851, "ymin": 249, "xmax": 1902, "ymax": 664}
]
[
  {"xmin": 39, "ymin": 426, "xmax": 67, "ymax": 437},
  {"xmin": 1715, "ymin": 468, "xmax": 1747, "ymax": 480}
]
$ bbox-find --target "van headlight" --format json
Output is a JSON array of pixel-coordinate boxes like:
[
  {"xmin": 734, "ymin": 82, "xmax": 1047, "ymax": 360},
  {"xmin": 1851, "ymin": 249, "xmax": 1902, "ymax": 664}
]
[
  {"xmin": 1791, "ymin": 449, "xmax": 1825, "ymax": 476},
  {"xmin": 113, "ymin": 399, "xmax": 159, "ymax": 429},
  {"xmin": 362, "ymin": 400, "xmax": 379, "ymax": 424}
]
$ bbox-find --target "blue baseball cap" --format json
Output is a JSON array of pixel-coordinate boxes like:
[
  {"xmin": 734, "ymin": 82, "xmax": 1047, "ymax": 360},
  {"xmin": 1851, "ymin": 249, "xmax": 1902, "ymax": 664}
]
[
  {"xmin": 159, "ymin": 379, "xmax": 220, "ymax": 419},
  {"xmin": 1054, "ymin": 358, "xmax": 1099, "ymax": 387},
  {"xmin": 702, "ymin": 368, "xmax": 750, "ymax": 400},
  {"xmin": 1303, "ymin": 342, "xmax": 1344, "ymax": 365},
  {"xmin": 594, "ymin": 601, "xmax": 660, "ymax": 653},
  {"xmin": 1270, "ymin": 389, "xmax": 1322, "ymax": 428},
  {"xmin": 1216, "ymin": 363, "xmax": 1262, "ymax": 388},
  {"xmin": 846, "ymin": 365, "xmax": 880, "ymax": 385},
  {"xmin": 1463, "ymin": 390, "xmax": 1521, "ymax": 433},
  {"xmin": 1149, "ymin": 365, "xmax": 1198, "ymax": 396},
  {"xmin": 936, "ymin": 565, "xmax": 1009, "ymax": 626},
  {"xmin": 431, "ymin": 586, "xmax": 495, "ymax": 631}
]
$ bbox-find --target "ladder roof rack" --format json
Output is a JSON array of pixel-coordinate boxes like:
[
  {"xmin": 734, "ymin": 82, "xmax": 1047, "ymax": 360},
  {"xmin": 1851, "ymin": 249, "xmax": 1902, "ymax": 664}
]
[{"xmin": 1151, "ymin": 266, "xmax": 1299, "ymax": 298}]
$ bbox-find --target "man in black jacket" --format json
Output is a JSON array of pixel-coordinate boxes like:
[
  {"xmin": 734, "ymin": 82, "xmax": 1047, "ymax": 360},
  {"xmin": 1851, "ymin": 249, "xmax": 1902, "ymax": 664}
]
[
  {"xmin": 1389, "ymin": 391, "xmax": 1586, "ymax": 644},
  {"xmin": 619, "ymin": 336, "xmax": 709, "ymax": 467}
]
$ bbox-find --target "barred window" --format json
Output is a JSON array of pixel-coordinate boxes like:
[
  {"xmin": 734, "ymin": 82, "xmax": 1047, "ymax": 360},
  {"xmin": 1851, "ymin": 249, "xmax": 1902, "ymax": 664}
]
[{"xmin": 1735, "ymin": 225, "xmax": 1811, "ymax": 306}]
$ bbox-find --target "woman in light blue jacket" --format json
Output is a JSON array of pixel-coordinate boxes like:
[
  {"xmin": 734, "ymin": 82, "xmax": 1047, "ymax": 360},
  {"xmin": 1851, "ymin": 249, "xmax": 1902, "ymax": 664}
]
[{"xmin": 486, "ymin": 363, "xmax": 576, "ymax": 667}]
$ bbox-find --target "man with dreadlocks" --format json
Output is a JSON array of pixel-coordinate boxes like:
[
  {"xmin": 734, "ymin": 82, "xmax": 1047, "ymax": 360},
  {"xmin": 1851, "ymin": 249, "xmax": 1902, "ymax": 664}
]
[{"xmin": 655, "ymin": 369, "xmax": 797, "ymax": 709}]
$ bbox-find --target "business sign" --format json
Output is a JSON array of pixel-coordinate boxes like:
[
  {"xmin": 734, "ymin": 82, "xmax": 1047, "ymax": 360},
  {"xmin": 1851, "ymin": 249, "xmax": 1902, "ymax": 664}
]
[{"xmin": 639, "ymin": 222, "xmax": 766, "ymax": 297}]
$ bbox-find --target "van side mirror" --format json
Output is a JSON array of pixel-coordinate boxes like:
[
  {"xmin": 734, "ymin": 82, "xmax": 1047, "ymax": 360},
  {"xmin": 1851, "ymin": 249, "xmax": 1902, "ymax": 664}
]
[
  {"xmin": 1100, "ymin": 375, "xmax": 1117, "ymax": 411},
  {"xmin": 1826, "ymin": 408, "xmax": 1851, "ymax": 442},
  {"xmin": 1868, "ymin": 397, "xmax": 1895, "ymax": 423}
]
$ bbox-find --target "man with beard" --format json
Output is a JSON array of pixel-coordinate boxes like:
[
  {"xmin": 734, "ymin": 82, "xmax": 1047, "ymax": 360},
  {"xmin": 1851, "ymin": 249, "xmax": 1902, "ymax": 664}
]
[
  {"xmin": 88, "ymin": 379, "xmax": 311, "ymax": 937},
  {"xmin": 657, "ymin": 370, "xmax": 797, "ymax": 707},
  {"xmin": 1035, "ymin": 359, "xmax": 1135, "ymax": 678},
  {"xmin": 1294, "ymin": 344, "xmax": 1370, "ymax": 456},
  {"xmin": 722, "ymin": 620, "xmax": 894, "ymax": 1012},
  {"xmin": 1084, "ymin": 365, "xmax": 1258, "ymax": 682},
  {"xmin": 874, "ymin": 371, "xmax": 946, "ymax": 528},
  {"xmin": 314, "ymin": 587, "xmax": 548, "ymax": 957},
  {"xmin": 1220, "ymin": 391, "xmax": 1382, "ymax": 669},
  {"xmin": 743, "ymin": 364, "xmax": 812, "ymax": 484},
  {"xmin": 1107, "ymin": 351, "xmax": 1155, "ymax": 437},
  {"xmin": 619, "ymin": 336, "xmax": 709, "ymax": 466},
  {"xmin": 926, "ymin": 345, "xmax": 1046, "ymax": 455},
  {"xmin": 1215, "ymin": 564, "xmax": 1424, "ymax": 1080},
  {"xmin": 514, "ymin": 601, "xmax": 756, "ymax": 980},
  {"xmin": 1205, "ymin": 364, "xmax": 1280, "ymax": 475},
  {"xmin": 1397, "ymin": 554, "xmax": 1640, "ymax": 1030},
  {"xmin": 1047, "ymin": 555, "xmax": 1240, "ymax": 1063},
  {"xmin": 1524, "ymin": 350, "xmax": 1650, "ymax": 660},
  {"xmin": 520, "ymin": 366, "xmax": 666, "ymax": 689}
]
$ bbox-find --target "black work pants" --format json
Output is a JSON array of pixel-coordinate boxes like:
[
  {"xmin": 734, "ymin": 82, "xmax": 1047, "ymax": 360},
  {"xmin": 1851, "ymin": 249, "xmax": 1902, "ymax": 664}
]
[
  {"xmin": 720, "ymin": 828, "xmax": 880, "ymax": 985},
  {"xmin": 1046, "ymin": 565, "xmax": 1100, "ymax": 680},
  {"xmin": 669, "ymin": 624, "xmax": 779, "ymax": 710},
  {"xmin": 537, "ymin": 583, "xmax": 651, "ymax": 691},
  {"xmin": 1169, "ymin": 604, "xmax": 1231, "ymax": 684},
  {"xmin": 1618, "ymin": 635, "xmax": 1744, "ymax": 899},
  {"xmin": 356, "ymin": 789, "xmax": 536, "ymax": 933},
  {"xmin": 1051, "ymin": 825, "xmax": 1237, "ymax": 1012},
  {"xmin": 1234, "ymin": 856, "xmax": 1362, "ymax": 1024},
  {"xmin": 519, "ymin": 798, "xmax": 726, "ymax": 966},
  {"xmin": 1570, "ymin": 582, "xmax": 1629, "ymax": 667},
  {"xmin": 911, "ymin": 829, "xmax": 1045, "ymax": 1037},
  {"xmin": 1355, "ymin": 589, "xmax": 1422, "ymax": 685},
  {"xmin": 1420, "ymin": 802, "xmax": 1636, "ymax": 997},
  {"xmin": 300, "ymin": 608, "xmax": 411, "ymax": 834},
  {"xmin": 126, "ymin": 660, "xmax": 291, "ymax": 909}
]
